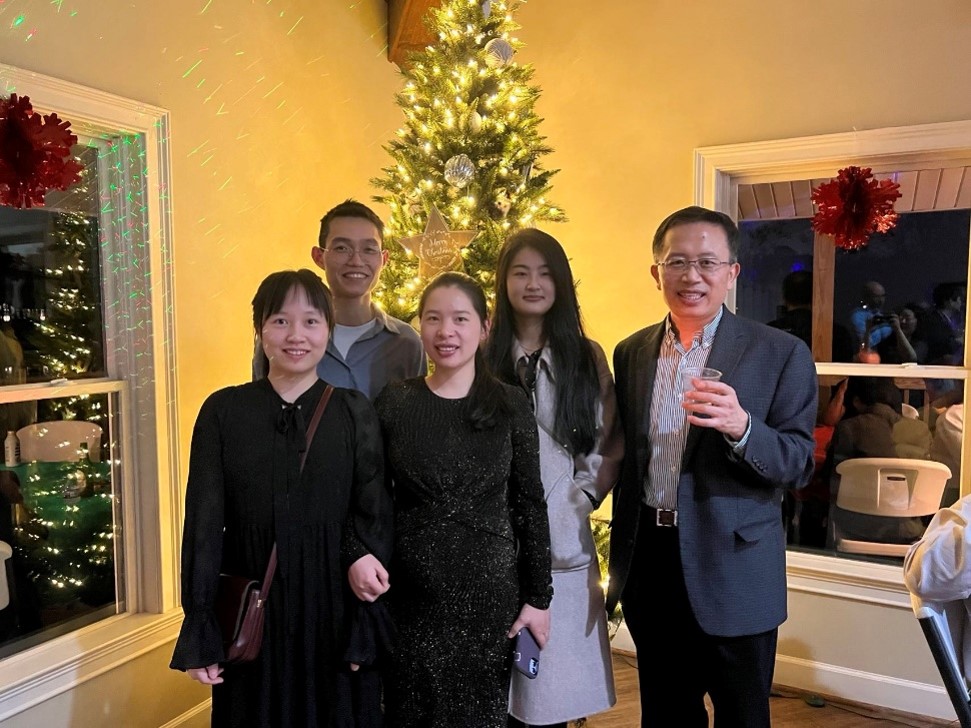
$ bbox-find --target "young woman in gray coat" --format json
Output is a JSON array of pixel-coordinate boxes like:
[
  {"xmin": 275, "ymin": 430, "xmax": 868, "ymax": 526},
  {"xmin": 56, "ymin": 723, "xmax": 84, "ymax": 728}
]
[{"xmin": 487, "ymin": 229, "xmax": 624, "ymax": 728}]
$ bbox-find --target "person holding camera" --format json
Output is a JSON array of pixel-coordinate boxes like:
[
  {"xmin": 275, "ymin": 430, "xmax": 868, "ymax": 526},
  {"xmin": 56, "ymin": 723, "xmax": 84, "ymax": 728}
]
[
  {"xmin": 874, "ymin": 306, "xmax": 921, "ymax": 364},
  {"xmin": 849, "ymin": 281, "xmax": 894, "ymax": 352}
]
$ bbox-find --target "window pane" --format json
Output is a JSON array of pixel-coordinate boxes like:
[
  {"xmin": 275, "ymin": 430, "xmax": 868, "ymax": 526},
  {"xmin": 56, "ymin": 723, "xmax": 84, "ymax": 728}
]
[
  {"xmin": 835, "ymin": 210, "xmax": 968, "ymax": 367},
  {"xmin": 0, "ymin": 392, "xmax": 123, "ymax": 659},
  {"xmin": 0, "ymin": 145, "xmax": 105, "ymax": 384},
  {"xmin": 786, "ymin": 375, "xmax": 963, "ymax": 563},
  {"xmin": 736, "ymin": 218, "xmax": 815, "ymax": 335},
  {"xmin": 737, "ymin": 210, "xmax": 969, "ymax": 365}
]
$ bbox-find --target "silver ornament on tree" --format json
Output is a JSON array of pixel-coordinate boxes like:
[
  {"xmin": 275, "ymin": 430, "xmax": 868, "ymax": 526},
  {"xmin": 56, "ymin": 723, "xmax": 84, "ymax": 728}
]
[
  {"xmin": 459, "ymin": 110, "xmax": 482, "ymax": 133},
  {"xmin": 481, "ymin": 0, "xmax": 491, "ymax": 19},
  {"xmin": 444, "ymin": 154, "xmax": 475, "ymax": 188},
  {"xmin": 520, "ymin": 159, "xmax": 534, "ymax": 182},
  {"xmin": 493, "ymin": 187, "xmax": 512, "ymax": 218},
  {"xmin": 484, "ymin": 38, "xmax": 514, "ymax": 68},
  {"xmin": 469, "ymin": 110, "xmax": 483, "ymax": 133}
]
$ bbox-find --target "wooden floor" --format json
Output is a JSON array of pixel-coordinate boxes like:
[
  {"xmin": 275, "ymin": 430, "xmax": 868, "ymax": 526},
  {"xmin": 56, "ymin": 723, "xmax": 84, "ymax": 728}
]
[{"xmin": 583, "ymin": 653, "xmax": 955, "ymax": 728}]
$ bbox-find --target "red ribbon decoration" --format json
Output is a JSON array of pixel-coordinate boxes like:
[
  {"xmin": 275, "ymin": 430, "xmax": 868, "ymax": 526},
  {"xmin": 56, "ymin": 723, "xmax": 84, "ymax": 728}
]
[
  {"xmin": 0, "ymin": 93, "xmax": 83, "ymax": 208},
  {"xmin": 811, "ymin": 166, "xmax": 901, "ymax": 251}
]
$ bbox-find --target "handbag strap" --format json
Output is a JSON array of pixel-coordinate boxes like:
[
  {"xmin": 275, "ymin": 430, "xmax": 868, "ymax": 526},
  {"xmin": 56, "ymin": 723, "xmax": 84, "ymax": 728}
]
[
  {"xmin": 259, "ymin": 384, "xmax": 335, "ymax": 601},
  {"xmin": 300, "ymin": 384, "xmax": 334, "ymax": 472}
]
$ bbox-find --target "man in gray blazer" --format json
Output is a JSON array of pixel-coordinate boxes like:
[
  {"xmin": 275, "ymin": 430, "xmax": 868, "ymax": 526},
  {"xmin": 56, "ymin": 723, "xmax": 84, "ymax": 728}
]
[{"xmin": 606, "ymin": 206, "xmax": 817, "ymax": 727}]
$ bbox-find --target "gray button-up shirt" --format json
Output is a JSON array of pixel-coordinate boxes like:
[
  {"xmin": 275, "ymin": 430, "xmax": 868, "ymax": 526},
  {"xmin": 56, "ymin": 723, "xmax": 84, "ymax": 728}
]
[{"xmin": 317, "ymin": 306, "xmax": 426, "ymax": 400}]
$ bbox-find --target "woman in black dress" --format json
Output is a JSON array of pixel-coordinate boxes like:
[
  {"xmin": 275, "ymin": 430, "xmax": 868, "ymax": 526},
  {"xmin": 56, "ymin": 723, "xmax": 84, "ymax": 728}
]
[
  {"xmin": 375, "ymin": 272, "xmax": 552, "ymax": 728},
  {"xmin": 171, "ymin": 269, "xmax": 393, "ymax": 727}
]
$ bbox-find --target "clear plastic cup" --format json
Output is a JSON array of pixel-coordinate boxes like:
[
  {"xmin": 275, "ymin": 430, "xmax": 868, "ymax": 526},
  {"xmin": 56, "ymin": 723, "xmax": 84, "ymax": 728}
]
[{"xmin": 680, "ymin": 367, "xmax": 722, "ymax": 416}]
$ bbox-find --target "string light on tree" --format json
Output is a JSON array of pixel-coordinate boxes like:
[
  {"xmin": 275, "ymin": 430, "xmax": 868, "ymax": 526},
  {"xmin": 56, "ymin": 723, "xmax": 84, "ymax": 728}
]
[
  {"xmin": 372, "ymin": 0, "xmax": 566, "ymax": 320},
  {"xmin": 27, "ymin": 157, "xmax": 106, "ymax": 428},
  {"xmin": 30, "ymin": 213, "xmax": 101, "ymax": 389}
]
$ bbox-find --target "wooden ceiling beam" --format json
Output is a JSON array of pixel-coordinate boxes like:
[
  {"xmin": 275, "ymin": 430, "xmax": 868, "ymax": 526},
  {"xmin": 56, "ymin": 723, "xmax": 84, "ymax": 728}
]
[{"xmin": 387, "ymin": 0, "xmax": 441, "ymax": 67}]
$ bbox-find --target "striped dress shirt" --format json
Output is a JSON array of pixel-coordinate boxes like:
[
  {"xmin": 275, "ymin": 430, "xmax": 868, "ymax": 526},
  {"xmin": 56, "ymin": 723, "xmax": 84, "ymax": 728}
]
[{"xmin": 643, "ymin": 309, "xmax": 723, "ymax": 510}]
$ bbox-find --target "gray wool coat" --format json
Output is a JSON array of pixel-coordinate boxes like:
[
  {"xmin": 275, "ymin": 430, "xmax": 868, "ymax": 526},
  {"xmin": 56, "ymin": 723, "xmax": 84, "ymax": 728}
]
[{"xmin": 508, "ymin": 339, "xmax": 624, "ymax": 725}]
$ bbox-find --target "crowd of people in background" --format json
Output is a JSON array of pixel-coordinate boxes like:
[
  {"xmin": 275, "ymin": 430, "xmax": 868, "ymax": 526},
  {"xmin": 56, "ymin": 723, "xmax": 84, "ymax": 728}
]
[
  {"xmin": 171, "ymin": 200, "xmax": 969, "ymax": 728},
  {"xmin": 767, "ymin": 272, "xmax": 966, "ymax": 369},
  {"xmin": 768, "ymin": 268, "xmax": 967, "ymax": 556},
  {"xmin": 847, "ymin": 278, "xmax": 964, "ymax": 368}
]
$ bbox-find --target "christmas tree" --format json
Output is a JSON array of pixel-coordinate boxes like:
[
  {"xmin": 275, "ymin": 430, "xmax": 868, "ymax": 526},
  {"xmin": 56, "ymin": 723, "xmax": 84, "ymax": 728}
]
[
  {"xmin": 372, "ymin": 0, "xmax": 566, "ymax": 320},
  {"xmin": 29, "ymin": 209, "xmax": 105, "ymax": 424},
  {"xmin": 27, "ymin": 148, "xmax": 105, "ymax": 426},
  {"xmin": 31, "ymin": 213, "xmax": 99, "ymax": 377}
]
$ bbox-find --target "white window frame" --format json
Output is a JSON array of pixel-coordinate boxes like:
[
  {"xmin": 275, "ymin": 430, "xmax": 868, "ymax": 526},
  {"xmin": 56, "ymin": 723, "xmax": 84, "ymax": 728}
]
[
  {"xmin": 0, "ymin": 63, "xmax": 179, "ymax": 719},
  {"xmin": 695, "ymin": 120, "xmax": 971, "ymax": 608}
]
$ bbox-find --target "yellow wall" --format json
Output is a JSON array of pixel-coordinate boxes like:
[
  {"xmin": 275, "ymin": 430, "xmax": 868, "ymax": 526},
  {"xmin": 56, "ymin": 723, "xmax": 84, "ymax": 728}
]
[
  {"xmin": 2, "ymin": 0, "xmax": 404, "ymax": 472},
  {"xmin": 1, "ymin": 1, "xmax": 403, "ymax": 722},
  {"xmin": 6, "ymin": 0, "xmax": 971, "ymax": 459},
  {"xmin": 514, "ymin": 0, "xmax": 971, "ymax": 352},
  {"xmin": 3, "ymin": 0, "xmax": 971, "ymax": 721}
]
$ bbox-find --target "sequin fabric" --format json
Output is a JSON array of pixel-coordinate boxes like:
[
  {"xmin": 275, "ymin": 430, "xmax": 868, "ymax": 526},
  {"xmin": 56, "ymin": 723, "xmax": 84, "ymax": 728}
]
[{"xmin": 375, "ymin": 377, "xmax": 552, "ymax": 728}]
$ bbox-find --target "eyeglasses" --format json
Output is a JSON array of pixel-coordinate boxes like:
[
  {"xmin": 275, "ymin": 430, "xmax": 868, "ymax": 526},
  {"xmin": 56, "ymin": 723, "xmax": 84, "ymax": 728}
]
[
  {"xmin": 656, "ymin": 258, "xmax": 732, "ymax": 275},
  {"xmin": 323, "ymin": 243, "xmax": 383, "ymax": 260}
]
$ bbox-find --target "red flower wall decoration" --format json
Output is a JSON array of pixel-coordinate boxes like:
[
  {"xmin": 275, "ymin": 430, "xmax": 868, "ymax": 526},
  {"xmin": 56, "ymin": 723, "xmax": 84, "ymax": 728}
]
[
  {"xmin": 0, "ymin": 93, "xmax": 83, "ymax": 208},
  {"xmin": 811, "ymin": 166, "xmax": 901, "ymax": 251}
]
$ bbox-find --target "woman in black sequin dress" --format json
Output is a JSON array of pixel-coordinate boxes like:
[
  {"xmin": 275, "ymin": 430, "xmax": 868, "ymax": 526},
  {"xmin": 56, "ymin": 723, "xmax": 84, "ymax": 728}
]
[
  {"xmin": 170, "ymin": 270, "xmax": 393, "ymax": 727},
  {"xmin": 375, "ymin": 272, "xmax": 553, "ymax": 728}
]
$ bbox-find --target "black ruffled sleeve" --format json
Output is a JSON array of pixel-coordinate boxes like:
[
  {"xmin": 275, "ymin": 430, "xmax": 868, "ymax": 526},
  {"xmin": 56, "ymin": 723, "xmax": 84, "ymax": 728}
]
[
  {"xmin": 340, "ymin": 390, "xmax": 393, "ymax": 570},
  {"xmin": 506, "ymin": 386, "xmax": 553, "ymax": 609},
  {"xmin": 170, "ymin": 389, "xmax": 229, "ymax": 670}
]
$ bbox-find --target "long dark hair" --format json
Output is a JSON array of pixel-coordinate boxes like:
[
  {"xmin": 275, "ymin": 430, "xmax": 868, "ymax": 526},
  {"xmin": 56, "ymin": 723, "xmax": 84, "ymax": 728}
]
[
  {"xmin": 252, "ymin": 269, "xmax": 334, "ymax": 377},
  {"xmin": 419, "ymin": 271, "xmax": 512, "ymax": 430},
  {"xmin": 486, "ymin": 229, "xmax": 599, "ymax": 454}
]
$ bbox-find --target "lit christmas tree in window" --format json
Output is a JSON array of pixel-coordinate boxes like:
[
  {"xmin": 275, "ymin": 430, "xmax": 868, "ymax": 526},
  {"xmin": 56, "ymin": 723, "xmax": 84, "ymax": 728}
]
[
  {"xmin": 32, "ymin": 213, "xmax": 99, "ymax": 378},
  {"xmin": 372, "ymin": 0, "xmax": 565, "ymax": 320},
  {"xmin": 26, "ymin": 148, "xmax": 105, "ymax": 426}
]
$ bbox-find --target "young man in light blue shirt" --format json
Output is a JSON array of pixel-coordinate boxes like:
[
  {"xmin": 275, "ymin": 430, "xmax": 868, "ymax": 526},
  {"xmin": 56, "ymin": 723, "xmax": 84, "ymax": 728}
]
[{"xmin": 308, "ymin": 199, "xmax": 426, "ymax": 399}]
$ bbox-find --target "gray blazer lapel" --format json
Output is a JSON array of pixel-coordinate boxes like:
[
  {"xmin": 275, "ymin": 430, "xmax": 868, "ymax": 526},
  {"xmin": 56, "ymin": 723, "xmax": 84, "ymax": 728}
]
[{"xmin": 702, "ymin": 309, "xmax": 746, "ymax": 382}]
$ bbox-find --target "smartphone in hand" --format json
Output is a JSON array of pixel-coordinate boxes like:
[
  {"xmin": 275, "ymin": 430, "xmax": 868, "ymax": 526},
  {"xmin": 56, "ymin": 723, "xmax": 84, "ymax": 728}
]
[{"xmin": 512, "ymin": 627, "xmax": 540, "ymax": 679}]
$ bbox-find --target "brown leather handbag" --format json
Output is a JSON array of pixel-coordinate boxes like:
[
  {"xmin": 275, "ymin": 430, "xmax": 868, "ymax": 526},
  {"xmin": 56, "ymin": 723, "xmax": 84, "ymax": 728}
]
[{"xmin": 214, "ymin": 385, "xmax": 333, "ymax": 664}]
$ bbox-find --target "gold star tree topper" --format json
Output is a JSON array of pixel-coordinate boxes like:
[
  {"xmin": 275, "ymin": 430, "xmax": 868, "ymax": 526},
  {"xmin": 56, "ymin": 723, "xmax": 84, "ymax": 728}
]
[{"xmin": 398, "ymin": 205, "xmax": 479, "ymax": 277}]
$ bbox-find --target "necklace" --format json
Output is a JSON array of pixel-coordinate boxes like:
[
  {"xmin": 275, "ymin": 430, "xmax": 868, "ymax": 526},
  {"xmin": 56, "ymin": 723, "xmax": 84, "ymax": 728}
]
[{"xmin": 520, "ymin": 341, "xmax": 545, "ymax": 356}]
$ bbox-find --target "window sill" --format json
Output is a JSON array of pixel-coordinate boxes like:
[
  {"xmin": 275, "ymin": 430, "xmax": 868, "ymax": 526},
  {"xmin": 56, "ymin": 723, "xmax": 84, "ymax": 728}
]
[
  {"xmin": 0, "ymin": 609, "xmax": 182, "ymax": 721},
  {"xmin": 786, "ymin": 549, "xmax": 912, "ymax": 610}
]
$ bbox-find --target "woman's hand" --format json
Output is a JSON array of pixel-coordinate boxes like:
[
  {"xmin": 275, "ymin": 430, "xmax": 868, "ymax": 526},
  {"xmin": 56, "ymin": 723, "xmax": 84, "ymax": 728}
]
[
  {"xmin": 507, "ymin": 603, "xmax": 551, "ymax": 648},
  {"xmin": 187, "ymin": 664, "xmax": 224, "ymax": 685},
  {"xmin": 347, "ymin": 554, "xmax": 390, "ymax": 602}
]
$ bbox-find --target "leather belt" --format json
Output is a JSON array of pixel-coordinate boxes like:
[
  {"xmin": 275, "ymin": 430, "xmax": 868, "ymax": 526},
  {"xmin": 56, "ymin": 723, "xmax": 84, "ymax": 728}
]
[
  {"xmin": 645, "ymin": 505, "xmax": 678, "ymax": 528},
  {"xmin": 656, "ymin": 509, "xmax": 678, "ymax": 527}
]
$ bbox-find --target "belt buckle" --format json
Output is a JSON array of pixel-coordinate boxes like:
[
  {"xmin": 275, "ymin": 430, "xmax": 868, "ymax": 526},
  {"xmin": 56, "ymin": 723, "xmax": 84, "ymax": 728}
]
[{"xmin": 656, "ymin": 509, "xmax": 678, "ymax": 527}]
